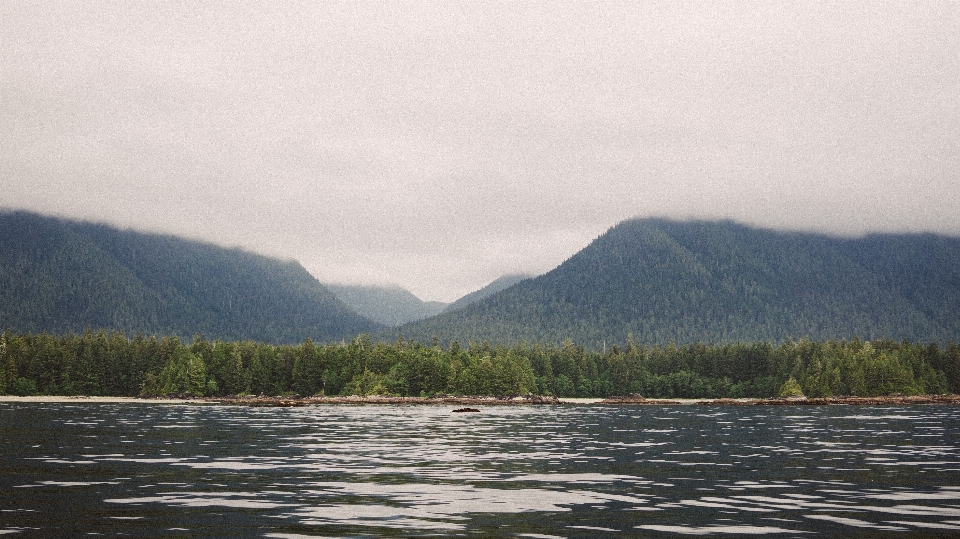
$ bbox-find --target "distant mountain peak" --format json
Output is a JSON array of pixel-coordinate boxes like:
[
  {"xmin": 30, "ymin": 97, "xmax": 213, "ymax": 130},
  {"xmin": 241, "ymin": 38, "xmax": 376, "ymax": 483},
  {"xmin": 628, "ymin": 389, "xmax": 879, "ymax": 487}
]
[{"xmin": 325, "ymin": 283, "xmax": 448, "ymax": 327}]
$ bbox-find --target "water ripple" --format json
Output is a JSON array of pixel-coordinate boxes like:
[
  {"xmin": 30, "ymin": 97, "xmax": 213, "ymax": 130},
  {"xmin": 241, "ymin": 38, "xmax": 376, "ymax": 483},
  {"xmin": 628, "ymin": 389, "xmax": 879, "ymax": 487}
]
[{"xmin": 1, "ymin": 403, "xmax": 959, "ymax": 536}]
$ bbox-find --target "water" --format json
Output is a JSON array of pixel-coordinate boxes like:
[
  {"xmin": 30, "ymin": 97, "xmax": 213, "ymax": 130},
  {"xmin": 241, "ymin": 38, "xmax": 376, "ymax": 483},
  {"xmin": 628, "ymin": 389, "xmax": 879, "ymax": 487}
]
[{"xmin": 1, "ymin": 403, "xmax": 959, "ymax": 537}]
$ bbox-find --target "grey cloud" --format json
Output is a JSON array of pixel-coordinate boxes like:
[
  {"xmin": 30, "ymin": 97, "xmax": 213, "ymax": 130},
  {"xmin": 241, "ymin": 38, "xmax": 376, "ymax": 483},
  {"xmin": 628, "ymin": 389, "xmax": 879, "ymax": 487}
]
[{"xmin": 2, "ymin": 1, "xmax": 958, "ymax": 301}]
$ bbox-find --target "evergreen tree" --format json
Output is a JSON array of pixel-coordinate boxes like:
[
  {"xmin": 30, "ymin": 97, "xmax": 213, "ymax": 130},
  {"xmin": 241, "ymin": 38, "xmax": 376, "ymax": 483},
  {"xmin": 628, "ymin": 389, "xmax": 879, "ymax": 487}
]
[
  {"xmin": 292, "ymin": 338, "xmax": 322, "ymax": 396},
  {"xmin": 0, "ymin": 330, "xmax": 10, "ymax": 394},
  {"xmin": 157, "ymin": 349, "xmax": 207, "ymax": 395}
]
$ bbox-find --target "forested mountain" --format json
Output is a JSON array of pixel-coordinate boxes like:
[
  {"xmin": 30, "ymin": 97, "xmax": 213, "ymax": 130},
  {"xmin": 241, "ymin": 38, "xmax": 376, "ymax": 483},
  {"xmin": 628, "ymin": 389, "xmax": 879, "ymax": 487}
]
[
  {"xmin": 0, "ymin": 211, "xmax": 381, "ymax": 343},
  {"xmin": 443, "ymin": 274, "xmax": 533, "ymax": 313},
  {"xmin": 6, "ymin": 211, "xmax": 960, "ymax": 350},
  {"xmin": 327, "ymin": 274, "xmax": 533, "ymax": 328},
  {"xmin": 326, "ymin": 284, "xmax": 447, "ymax": 327},
  {"xmin": 398, "ymin": 219, "xmax": 960, "ymax": 348}
]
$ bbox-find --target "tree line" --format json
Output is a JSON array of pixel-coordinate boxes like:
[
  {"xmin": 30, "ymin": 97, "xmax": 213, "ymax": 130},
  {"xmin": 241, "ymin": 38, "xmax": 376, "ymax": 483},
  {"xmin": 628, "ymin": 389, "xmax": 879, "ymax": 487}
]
[{"xmin": 2, "ymin": 330, "xmax": 958, "ymax": 399}]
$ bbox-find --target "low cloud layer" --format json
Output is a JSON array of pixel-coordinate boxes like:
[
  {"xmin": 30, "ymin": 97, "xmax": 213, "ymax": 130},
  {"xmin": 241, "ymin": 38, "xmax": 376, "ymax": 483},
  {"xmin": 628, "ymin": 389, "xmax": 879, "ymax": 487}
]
[{"xmin": 3, "ymin": 1, "xmax": 958, "ymax": 301}]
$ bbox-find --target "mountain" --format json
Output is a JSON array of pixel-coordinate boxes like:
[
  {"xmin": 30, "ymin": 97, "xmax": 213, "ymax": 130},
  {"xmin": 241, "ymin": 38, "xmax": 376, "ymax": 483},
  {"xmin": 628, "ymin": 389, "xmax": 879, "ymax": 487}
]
[
  {"xmin": 443, "ymin": 273, "xmax": 533, "ymax": 313},
  {"xmin": 397, "ymin": 218, "xmax": 960, "ymax": 347},
  {"xmin": 326, "ymin": 284, "xmax": 447, "ymax": 327},
  {"xmin": 327, "ymin": 274, "xmax": 535, "ymax": 329},
  {"xmin": 0, "ymin": 211, "xmax": 382, "ymax": 343}
]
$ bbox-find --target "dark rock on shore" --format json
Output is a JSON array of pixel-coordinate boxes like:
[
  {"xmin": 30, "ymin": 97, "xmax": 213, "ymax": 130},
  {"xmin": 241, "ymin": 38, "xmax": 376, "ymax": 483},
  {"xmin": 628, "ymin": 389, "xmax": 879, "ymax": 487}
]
[
  {"xmin": 599, "ymin": 394, "xmax": 684, "ymax": 405},
  {"xmin": 204, "ymin": 394, "xmax": 560, "ymax": 406},
  {"xmin": 158, "ymin": 393, "xmax": 960, "ymax": 407},
  {"xmin": 746, "ymin": 394, "xmax": 960, "ymax": 406},
  {"xmin": 598, "ymin": 394, "xmax": 960, "ymax": 406},
  {"xmin": 139, "ymin": 392, "xmax": 203, "ymax": 401},
  {"xmin": 203, "ymin": 395, "xmax": 305, "ymax": 407}
]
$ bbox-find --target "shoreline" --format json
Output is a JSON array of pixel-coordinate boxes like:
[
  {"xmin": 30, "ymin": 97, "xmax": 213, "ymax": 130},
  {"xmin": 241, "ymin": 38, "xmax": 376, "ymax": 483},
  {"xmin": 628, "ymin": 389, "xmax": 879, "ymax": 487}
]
[{"xmin": 3, "ymin": 394, "xmax": 960, "ymax": 406}]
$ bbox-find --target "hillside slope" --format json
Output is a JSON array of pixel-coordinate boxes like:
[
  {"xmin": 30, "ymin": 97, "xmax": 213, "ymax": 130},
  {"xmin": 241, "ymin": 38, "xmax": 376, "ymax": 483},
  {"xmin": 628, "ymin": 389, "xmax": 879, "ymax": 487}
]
[
  {"xmin": 443, "ymin": 274, "xmax": 533, "ymax": 314},
  {"xmin": 326, "ymin": 284, "xmax": 447, "ymax": 327},
  {"xmin": 0, "ymin": 211, "xmax": 381, "ymax": 342},
  {"xmin": 398, "ymin": 219, "xmax": 960, "ymax": 347}
]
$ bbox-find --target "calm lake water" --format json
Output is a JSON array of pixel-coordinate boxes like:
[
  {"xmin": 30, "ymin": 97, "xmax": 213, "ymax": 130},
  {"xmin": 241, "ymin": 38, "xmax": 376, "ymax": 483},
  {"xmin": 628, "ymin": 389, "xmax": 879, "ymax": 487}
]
[{"xmin": 1, "ymin": 403, "xmax": 959, "ymax": 538}]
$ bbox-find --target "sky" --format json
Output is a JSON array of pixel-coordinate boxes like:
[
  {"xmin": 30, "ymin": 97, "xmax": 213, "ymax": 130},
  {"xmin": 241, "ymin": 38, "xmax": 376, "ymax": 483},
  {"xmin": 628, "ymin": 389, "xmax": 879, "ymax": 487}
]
[{"xmin": 2, "ymin": 1, "xmax": 959, "ymax": 302}]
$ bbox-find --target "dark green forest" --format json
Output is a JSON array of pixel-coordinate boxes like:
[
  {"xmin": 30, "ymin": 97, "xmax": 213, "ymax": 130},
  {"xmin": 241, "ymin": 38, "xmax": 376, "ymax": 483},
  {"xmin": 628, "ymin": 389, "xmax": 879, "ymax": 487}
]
[
  {"xmin": 2, "ymin": 330, "xmax": 958, "ymax": 399},
  {"xmin": 4, "ymin": 213, "xmax": 960, "ymax": 399},
  {"xmin": 0, "ymin": 211, "xmax": 381, "ymax": 342},
  {"xmin": 6, "ymin": 212, "xmax": 960, "ymax": 348},
  {"xmin": 397, "ymin": 219, "xmax": 960, "ymax": 347},
  {"xmin": 441, "ymin": 274, "xmax": 532, "ymax": 314}
]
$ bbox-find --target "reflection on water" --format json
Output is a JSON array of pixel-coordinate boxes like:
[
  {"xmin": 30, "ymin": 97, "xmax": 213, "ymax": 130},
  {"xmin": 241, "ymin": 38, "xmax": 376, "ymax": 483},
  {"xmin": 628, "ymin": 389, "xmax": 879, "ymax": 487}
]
[{"xmin": 2, "ymin": 403, "xmax": 959, "ymax": 537}]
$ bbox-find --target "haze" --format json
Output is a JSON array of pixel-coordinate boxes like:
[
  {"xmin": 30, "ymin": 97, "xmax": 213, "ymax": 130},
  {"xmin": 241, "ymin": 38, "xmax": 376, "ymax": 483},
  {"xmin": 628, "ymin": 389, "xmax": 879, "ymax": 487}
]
[{"xmin": 2, "ymin": 1, "xmax": 958, "ymax": 302}]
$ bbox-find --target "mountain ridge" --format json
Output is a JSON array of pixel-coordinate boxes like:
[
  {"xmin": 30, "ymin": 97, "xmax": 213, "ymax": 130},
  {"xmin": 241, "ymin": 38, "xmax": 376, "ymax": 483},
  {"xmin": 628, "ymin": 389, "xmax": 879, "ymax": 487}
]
[
  {"xmin": 0, "ymin": 210, "xmax": 382, "ymax": 343},
  {"xmin": 443, "ymin": 273, "xmax": 533, "ymax": 314},
  {"xmin": 5, "ymin": 212, "xmax": 960, "ymax": 347},
  {"xmin": 396, "ymin": 218, "xmax": 960, "ymax": 347},
  {"xmin": 325, "ymin": 283, "xmax": 448, "ymax": 327}
]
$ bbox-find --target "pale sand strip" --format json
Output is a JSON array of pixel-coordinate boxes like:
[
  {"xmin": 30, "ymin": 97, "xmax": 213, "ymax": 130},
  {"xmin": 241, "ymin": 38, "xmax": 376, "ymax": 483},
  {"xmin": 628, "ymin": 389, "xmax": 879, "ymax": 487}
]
[
  {"xmin": 556, "ymin": 397, "xmax": 605, "ymax": 404},
  {"xmin": 0, "ymin": 395, "xmax": 697, "ymax": 405},
  {"xmin": 0, "ymin": 396, "xmax": 200, "ymax": 404},
  {"xmin": 559, "ymin": 397, "xmax": 705, "ymax": 404},
  {"xmin": 3, "ymin": 395, "xmax": 956, "ymax": 405}
]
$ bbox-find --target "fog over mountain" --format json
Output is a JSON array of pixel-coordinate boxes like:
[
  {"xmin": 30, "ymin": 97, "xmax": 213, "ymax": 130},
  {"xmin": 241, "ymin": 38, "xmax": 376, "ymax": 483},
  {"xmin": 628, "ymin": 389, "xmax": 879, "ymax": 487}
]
[
  {"xmin": 326, "ymin": 284, "xmax": 447, "ymax": 328},
  {"xmin": 398, "ymin": 219, "xmax": 960, "ymax": 347},
  {"xmin": 4, "ymin": 212, "xmax": 960, "ymax": 347},
  {"xmin": 3, "ymin": 2, "xmax": 957, "ymax": 301},
  {"xmin": 0, "ymin": 211, "xmax": 381, "ymax": 343}
]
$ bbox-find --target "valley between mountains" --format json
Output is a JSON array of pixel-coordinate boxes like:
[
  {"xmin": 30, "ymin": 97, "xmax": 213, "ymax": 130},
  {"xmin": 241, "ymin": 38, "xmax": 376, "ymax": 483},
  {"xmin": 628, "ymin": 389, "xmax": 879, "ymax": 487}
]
[{"xmin": 3, "ymin": 210, "xmax": 960, "ymax": 348}]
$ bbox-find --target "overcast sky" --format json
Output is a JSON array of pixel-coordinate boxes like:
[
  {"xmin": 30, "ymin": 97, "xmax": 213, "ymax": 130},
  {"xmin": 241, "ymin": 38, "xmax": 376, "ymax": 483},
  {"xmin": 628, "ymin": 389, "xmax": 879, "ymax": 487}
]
[{"xmin": 2, "ymin": 1, "xmax": 958, "ymax": 302}]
